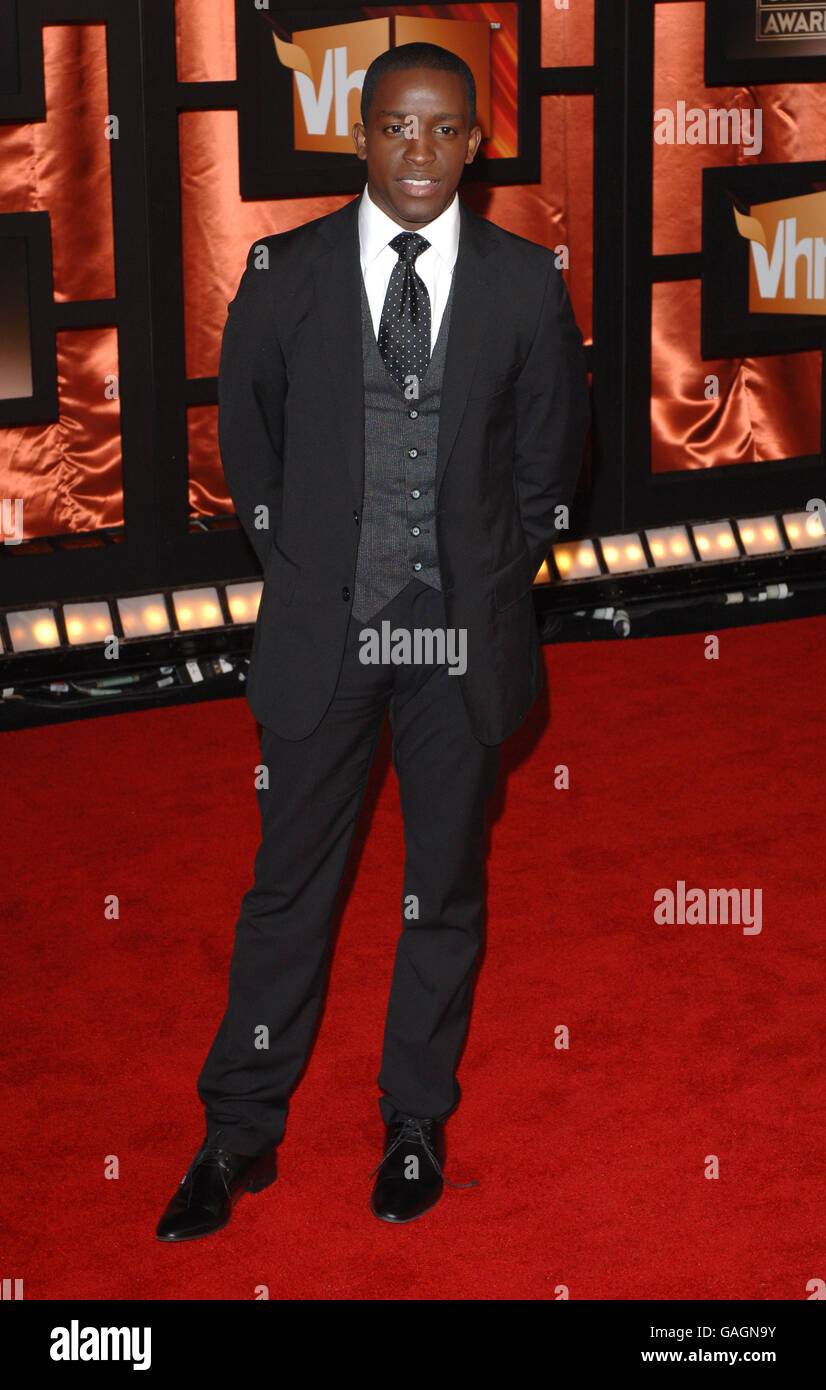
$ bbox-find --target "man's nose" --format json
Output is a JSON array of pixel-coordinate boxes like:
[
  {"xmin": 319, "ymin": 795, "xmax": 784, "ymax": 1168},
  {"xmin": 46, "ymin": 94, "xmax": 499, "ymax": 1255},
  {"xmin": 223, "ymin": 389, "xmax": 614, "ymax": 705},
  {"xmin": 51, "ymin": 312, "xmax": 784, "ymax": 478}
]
[{"xmin": 403, "ymin": 130, "xmax": 436, "ymax": 162}]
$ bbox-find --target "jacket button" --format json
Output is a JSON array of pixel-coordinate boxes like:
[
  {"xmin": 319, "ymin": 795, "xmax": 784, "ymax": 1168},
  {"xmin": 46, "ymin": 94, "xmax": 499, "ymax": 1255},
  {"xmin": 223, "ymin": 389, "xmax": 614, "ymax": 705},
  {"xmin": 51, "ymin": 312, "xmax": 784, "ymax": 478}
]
[
  {"xmin": 353, "ymin": 510, "xmax": 359, "ymax": 524},
  {"xmin": 342, "ymin": 586, "xmax": 351, "ymax": 601}
]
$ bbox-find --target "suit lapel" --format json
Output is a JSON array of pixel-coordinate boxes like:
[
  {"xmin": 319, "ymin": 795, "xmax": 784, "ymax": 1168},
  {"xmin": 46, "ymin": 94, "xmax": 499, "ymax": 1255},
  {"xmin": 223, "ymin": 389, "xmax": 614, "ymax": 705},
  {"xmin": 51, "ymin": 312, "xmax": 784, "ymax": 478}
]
[
  {"xmin": 435, "ymin": 201, "xmax": 498, "ymax": 499},
  {"xmin": 314, "ymin": 198, "xmax": 365, "ymax": 506},
  {"xmin": 312, "ymin": 193, "xmax": 499, "ymax": 507}
]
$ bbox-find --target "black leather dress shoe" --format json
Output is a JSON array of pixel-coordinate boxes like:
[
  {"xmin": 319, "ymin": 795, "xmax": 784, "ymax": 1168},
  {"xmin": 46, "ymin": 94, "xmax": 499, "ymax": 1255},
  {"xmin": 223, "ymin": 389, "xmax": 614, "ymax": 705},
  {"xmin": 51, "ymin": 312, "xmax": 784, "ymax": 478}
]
[
  {"xmin": 156, "ymin": 1135, "xmax": 277, "ymax": 1242},
  {"xmin": 370, "ymin": 1115, "xmax": 468, "ymax": 1223}
]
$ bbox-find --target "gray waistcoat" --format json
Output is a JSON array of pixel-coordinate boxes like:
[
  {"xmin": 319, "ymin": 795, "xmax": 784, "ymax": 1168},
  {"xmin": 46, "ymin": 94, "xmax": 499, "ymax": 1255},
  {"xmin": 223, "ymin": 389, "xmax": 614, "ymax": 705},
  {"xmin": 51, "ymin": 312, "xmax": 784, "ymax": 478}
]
[{"xmin": 351, "ymin": 270, "xmax": 455, "ymax": 623}]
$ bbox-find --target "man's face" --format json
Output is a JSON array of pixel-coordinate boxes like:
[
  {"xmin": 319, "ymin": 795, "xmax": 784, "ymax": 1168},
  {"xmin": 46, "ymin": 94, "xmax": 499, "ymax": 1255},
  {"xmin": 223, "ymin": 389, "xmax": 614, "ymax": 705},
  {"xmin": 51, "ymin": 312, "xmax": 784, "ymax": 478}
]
[{"xmin": 352, "ymin": 66, "xmax": 482, "ymax": 229}]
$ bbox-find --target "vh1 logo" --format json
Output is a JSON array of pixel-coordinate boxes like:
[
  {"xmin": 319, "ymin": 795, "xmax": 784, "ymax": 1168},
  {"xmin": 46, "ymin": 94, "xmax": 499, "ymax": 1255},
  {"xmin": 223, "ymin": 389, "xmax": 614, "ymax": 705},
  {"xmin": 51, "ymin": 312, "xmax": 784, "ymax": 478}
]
[
  {"xmin": 272, "ymin": 16, "xmax": 492, "ymax": 154},
  {"xmin": 733, "ymin": 190, "xmax": 826, "ymax": 315}
]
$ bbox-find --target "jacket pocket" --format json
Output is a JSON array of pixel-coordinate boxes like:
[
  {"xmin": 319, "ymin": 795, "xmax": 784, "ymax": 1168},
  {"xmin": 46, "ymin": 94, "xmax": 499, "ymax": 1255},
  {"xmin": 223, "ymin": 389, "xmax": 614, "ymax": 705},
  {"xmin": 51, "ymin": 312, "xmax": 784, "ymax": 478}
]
[
  {"xmin": 492, "ymin": 549, "xmax": 534, "ymax": 611},
  {"xmin": 265, "ymin": 539, "xmax": 301, "ymax": 606}
]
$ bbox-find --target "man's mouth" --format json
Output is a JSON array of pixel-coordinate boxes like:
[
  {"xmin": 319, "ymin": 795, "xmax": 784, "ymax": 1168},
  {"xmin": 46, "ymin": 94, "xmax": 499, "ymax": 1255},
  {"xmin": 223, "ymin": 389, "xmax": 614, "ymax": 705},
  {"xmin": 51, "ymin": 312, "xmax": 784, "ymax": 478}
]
[{"xmin": 396, "ymin": 176, "xmax": 441, "ymax": 196}]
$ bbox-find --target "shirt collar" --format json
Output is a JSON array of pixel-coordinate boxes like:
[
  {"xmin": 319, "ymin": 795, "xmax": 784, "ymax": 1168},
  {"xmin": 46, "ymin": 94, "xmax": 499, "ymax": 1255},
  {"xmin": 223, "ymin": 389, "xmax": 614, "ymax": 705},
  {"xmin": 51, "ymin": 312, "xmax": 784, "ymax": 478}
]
[{"xmin": 358, "ymin": 184, "xmax": 460, "ymax": 272}]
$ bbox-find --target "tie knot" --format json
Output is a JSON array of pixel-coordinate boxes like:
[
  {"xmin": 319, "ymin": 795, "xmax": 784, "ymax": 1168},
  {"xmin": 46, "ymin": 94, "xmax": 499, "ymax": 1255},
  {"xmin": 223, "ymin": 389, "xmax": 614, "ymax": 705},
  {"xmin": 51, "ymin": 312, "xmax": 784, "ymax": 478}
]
[{"xmin": 390, "ymin": 231, "xmax": 430, "ymax": 264}]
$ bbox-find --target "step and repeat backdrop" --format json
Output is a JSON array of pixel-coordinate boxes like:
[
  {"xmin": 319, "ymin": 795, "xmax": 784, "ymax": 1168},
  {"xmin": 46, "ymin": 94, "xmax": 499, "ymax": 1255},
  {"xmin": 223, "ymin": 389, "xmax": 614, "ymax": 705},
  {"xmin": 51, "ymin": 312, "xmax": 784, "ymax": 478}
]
[{"xmin": 0, "ymin": 0, "xmax": 823, "ymax": 602}]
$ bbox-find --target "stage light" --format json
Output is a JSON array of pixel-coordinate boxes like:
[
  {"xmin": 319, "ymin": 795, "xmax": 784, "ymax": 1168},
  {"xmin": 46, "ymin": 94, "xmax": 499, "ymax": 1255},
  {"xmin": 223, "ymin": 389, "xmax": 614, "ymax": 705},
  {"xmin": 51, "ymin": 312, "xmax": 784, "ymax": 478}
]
[
  {"xmin": 736, "ymin": 517, "xmax": 785, "ymax": 556},
  {"xmin": 553, "ymin": 539, "xmax": 599, "ymax": 579},
  {"xmin": 644, "ymin": 526, "xmax": 693, "ymax": 568},
  {"xmin": 7, "ymin": 608, "xmax": 60, "ymax": 652},
  {"xmin": 172, "ymin": 586, "xmax": 223, "ymax": 631},
  {"xmin": 117, "ymin": 594, "xmax": 171, "ymax": 637},
  {"xmin": 691, "ymin": 520, "xmax": 737, "ymax": 559},
  {"xmin": 783, "ymin": 510, "xmax": 826, "ymax": 550},
  {"xmin": 63, "ymin": 601, "xmax": 114, "ymax": 645},
  {"xmin": 225, "ymin": 581, "xmax": 263, "ymax": 622},
  {"xmin": 599, "ymin": 533, "xmax": 649, "ymax": 574}
]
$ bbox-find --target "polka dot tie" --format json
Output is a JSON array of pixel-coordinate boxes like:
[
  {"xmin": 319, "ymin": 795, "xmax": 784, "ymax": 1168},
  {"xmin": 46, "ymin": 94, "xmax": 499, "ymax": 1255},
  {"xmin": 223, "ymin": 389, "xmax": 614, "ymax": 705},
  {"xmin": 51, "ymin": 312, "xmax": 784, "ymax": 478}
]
[{"xmin": 377, "ymin": 232, "xmax": 431, "ymax": 392}]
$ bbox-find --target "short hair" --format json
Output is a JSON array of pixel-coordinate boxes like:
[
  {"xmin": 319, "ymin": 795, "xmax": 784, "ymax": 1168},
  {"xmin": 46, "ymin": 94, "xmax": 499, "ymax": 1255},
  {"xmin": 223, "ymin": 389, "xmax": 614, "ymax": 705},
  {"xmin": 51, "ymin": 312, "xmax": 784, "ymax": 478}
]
[{"xmin": 360, "ymin": 42, "xmax": 477, "ymax": 130}]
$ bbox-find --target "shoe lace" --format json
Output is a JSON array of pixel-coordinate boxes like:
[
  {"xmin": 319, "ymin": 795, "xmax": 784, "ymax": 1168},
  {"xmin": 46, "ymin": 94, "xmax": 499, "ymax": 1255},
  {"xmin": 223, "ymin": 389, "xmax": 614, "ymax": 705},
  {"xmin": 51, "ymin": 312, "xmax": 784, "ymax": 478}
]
[
  {"xmin": 181, "ymin": 1130, "xmax": 233, "ymax": 1206},
  {"xmin": 368, "ymin": 1115, "xmax": 477, "ymax": 1189}
]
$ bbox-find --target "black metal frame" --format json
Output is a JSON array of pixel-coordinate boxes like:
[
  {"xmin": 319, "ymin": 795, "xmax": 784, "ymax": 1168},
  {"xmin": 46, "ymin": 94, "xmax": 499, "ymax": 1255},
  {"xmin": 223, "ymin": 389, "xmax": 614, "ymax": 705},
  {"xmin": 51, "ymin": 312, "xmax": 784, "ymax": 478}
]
[
  {"xmin": 702, "ymin": 160, "xmax": 826, "ymax": 357},
  {"xmin": 705, "ymin": 0, "xmax": 826, "ymax": 84},
  {"xmin": 0, "ymin": 213, "xmax": 58, "ymax": 424},
  {"xmin": 623, "ymin": 0, "xmax": 825, "ymax": 531},
  {"xmin": 0, "ymin": 0, "xmax": 157, "ymax": 607},
  {"xmin": 0, "ymin": 0, "xmax": 44, "ymax": 120}
]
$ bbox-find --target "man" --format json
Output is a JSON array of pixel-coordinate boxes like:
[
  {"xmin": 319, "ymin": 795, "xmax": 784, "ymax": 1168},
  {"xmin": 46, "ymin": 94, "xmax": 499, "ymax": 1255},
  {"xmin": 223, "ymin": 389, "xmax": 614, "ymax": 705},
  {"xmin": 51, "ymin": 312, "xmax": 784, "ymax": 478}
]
[{"xmin": 157, "ymin": 41, "xmax": 590, "ymax": 1240}]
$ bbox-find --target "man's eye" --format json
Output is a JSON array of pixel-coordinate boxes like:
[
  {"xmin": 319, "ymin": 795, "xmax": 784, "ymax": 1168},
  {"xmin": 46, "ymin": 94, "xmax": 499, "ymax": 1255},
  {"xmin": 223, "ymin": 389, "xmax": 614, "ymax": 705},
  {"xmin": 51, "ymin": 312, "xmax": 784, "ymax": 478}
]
[
  {"xmin": 385, "ymin": 124, "xmax": 404, "ymax": 134},
  {"xmin": 436, "ymin": 126, "xmax": 457, "ymax": 135}
]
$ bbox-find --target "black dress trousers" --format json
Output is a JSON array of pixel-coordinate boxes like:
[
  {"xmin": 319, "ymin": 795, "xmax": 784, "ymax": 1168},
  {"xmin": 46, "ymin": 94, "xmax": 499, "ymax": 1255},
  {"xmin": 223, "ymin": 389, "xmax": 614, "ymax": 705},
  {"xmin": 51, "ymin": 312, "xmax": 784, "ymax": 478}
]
[{"xmin": 197, "ymin": 578, "xmax": 500, "ymax": 1155}]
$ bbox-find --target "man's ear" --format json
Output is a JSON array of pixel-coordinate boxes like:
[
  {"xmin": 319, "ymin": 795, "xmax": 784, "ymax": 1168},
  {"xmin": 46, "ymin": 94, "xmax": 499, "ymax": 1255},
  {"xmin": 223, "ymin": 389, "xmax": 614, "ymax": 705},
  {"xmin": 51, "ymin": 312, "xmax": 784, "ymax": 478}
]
[
  {"xmin": 352, "ymin": 123, "xmax": 367, "ymax": 160},
  {"xmin": 465, "ymin": 124, "xmax": 483, "ymax": 164}
]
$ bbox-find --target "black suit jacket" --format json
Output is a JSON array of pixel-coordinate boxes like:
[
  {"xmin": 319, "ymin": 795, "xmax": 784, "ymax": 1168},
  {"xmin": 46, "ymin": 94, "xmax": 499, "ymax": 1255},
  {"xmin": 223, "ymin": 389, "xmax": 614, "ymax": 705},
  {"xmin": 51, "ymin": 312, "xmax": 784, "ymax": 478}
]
[{"xmin": 218, "ymin": 194, "xmax": 590, "ymax": 745}]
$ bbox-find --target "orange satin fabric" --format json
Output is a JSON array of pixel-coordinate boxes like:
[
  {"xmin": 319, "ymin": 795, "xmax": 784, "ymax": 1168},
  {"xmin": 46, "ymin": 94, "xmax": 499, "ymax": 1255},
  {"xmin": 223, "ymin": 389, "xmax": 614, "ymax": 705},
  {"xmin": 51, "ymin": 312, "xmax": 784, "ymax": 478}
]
[
  {"xmin": 651, "ymin": 2, "xmax": 824, "ymax": 470},
  {"xmin": 175, "ymin": 0, "xmax": 236, "ymax": 82},
  {"xmin": 542, "ymin": 0, "xmax": 594, "ymax": 66},
  {"xmin": 0, "ymin": 327, "xmax": 122, "ymax": 535},
  {"xmin": 0, "ymin": 24, "xmax": 115, "ymax": 301},
  {"xmin": 651, "ymin": 282, "xmax": 821, "ymax": 470}
]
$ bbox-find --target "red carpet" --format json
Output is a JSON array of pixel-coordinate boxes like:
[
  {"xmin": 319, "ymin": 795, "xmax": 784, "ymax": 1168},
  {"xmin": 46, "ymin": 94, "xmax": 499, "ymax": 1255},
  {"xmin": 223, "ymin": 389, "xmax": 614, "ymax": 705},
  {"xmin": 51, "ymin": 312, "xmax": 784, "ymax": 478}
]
[{"xmin": 3, "ymin": 617, "xmax": 823, "ymax": 1300}]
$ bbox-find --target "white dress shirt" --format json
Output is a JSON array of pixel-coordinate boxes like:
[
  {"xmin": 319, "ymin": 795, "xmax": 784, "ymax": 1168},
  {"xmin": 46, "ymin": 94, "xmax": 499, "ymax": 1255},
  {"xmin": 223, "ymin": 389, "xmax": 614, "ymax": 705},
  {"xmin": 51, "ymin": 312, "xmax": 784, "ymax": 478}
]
[{"xmin": 358, "ymin": 184, "xmax": 460, "ymax": 355}]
